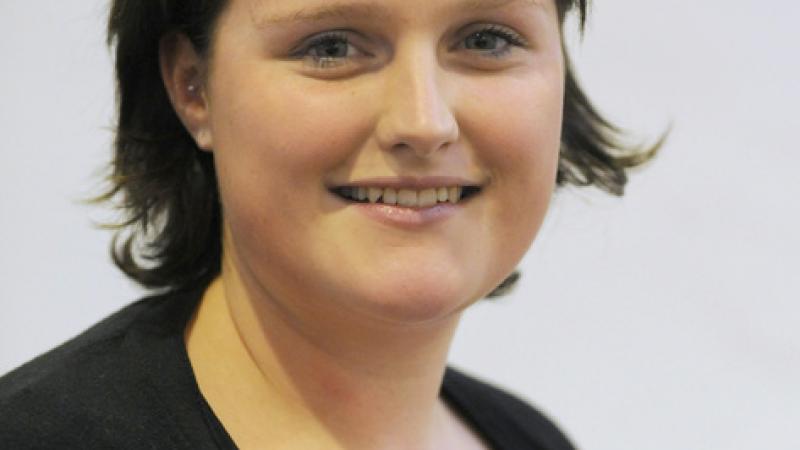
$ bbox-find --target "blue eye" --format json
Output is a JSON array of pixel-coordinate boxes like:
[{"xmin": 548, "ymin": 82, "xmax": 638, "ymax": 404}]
[
  {"xmin": 297, "ymin": 25, "xmax": 527, "ymax": 69},
  {"xmin": 462, "ymin": 25, "xmax": 527, "ymax": 58},
  {"xmin": 300, "ymin": 31, "xmax": 358, "ymax": 69}
]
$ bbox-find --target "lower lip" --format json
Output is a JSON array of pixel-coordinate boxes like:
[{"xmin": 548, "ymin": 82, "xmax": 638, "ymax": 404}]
[{"xmin": 351, "ymin": 202, "xmax": 461, "ymax": 228}]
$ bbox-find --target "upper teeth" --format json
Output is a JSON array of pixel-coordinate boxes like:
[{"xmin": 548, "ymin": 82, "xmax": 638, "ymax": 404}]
[{"xmin": 340, "ymin": 186, "xmax": 465, "ymax": 207}]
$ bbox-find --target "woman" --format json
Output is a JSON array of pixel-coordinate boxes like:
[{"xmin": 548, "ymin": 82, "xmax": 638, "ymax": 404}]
[{"xmin": 0, "ymin": 0, "xmax": 657, "ymax": 448}]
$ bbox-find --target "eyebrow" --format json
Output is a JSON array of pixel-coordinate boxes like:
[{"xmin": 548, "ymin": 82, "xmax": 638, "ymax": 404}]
[{"xmin": 257, "ymin": 0, "xmax": 539, "ymax": 27}]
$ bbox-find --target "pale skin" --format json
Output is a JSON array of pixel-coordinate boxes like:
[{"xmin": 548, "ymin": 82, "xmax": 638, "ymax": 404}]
[{"xmin": 161, "ymin": 0, "xmax": 565, "ymax": 448}]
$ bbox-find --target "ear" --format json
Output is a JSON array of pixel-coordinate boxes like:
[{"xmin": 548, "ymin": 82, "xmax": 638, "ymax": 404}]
[{"xmin": 159, "ymin": 33, "xmax": 214, "ymax": 151}]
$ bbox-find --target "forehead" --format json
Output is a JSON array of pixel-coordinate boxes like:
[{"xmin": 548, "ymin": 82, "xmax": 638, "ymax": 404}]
[{"xmin": 243, "ymin": 0, "xmax": 551, "ymax": 28}]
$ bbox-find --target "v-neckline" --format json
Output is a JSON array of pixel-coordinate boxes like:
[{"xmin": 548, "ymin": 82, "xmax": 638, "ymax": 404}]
[{"xmin": 168, "ymin": 286, "xmax": 500, "ymax": 449}]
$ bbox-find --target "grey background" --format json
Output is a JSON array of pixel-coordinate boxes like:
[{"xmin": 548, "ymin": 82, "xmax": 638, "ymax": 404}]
[{"xmin": 1, "ymin": 1, "xmax": 798, "ymax": 449}]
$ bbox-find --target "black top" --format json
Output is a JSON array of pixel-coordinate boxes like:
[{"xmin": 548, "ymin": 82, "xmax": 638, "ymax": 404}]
[{"xmin": 0, "ymin": 287, "xmax": 575, "ymax": 450}]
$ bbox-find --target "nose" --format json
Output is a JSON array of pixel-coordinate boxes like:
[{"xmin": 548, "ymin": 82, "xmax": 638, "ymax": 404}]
[{"xmin": 375, "ymin": 43, "xmax": 459, "ymax": 159}]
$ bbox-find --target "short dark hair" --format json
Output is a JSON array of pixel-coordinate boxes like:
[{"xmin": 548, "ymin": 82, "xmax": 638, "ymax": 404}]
[{"xmin": 100, "ymin": 0, "xmax": 661, "ymax": 296}]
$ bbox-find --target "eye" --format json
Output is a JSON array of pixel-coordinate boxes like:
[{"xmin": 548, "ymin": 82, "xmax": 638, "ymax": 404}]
[
  {"xmin": 461, "ymin": 25, "xmax": 528, "ymax": 58},
  {"xmin": 294, "ymin": 24, "xmax": 529, "ymax": 70},
  {"xmin": 294, "ymin": 31, "xmax": 367, "ymax": 70}
]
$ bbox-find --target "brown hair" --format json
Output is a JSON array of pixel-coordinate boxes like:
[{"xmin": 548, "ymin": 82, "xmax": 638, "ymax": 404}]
[{"xmin": 100, "ymin": 0, "xmax": 661, "ymax": 296}]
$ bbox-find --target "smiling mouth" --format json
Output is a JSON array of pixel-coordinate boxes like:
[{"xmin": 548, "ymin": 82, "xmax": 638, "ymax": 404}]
[{"xmin": 330, "ymin": 185, "xmax": 482, "ymax": 207}]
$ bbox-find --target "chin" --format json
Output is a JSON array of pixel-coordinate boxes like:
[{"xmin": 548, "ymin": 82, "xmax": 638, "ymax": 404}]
[{"xmin": 344, "ymin": 272, "xmax": 483, "ymax": 325}]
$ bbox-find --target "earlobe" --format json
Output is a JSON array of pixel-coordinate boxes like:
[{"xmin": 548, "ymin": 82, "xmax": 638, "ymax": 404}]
[{"xmin": 159, "ymin": 33, "xmax": 214, "ymax": 151}]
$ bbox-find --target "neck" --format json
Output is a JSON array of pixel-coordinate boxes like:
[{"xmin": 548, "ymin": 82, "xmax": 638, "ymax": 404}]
[{"xmin": 185, "ymin": 248, "xmax": 465, "ymax": 449}]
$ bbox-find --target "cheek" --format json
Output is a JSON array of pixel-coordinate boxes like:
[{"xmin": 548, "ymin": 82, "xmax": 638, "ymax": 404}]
[
  {"xmin": 213, "ymin": 77, "xmax": 364, "ymax": 178},
  {"xmin": 207, "ymin": 67, "xmax": 378, "ymax": 282},
  {"xmin": 466, "ymin": 71, "xmax": 563, "ymax": 196},
  {"xmin": 462, "ymin": 71, "xmax": 564, "ymax": 272},
  {"xmin": 209, "ymin": 68, "xmax": 370, "ymax": 212}
]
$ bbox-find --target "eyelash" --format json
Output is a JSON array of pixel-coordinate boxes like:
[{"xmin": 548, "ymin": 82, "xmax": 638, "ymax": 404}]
[{"xmin": 296, "ymin": 25, "xmax": 528, "ymax": 70}]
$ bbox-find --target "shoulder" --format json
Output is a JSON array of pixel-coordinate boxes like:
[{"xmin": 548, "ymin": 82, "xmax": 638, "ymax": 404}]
[
  {"xmin": 443, "ymin": 367, "xmax": 576, "ymax": 450},
  {"xmin": 0, "ymin": 293, "xmax": 197, "ymax": 449}
]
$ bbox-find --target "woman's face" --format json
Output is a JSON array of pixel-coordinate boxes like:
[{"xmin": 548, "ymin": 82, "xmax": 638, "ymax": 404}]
[{"xmin": 203, "ymin": 0, "xmax": 564, "ymax": 323}]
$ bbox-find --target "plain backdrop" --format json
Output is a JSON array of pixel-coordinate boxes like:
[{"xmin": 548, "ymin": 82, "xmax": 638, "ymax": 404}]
[{"xmin": 1, "ymin": 1, "xmax": 798, "ymax": 449}]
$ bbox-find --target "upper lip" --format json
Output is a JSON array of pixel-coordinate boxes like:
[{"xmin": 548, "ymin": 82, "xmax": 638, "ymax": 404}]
[{"xmin": 329, "ymin": 176, "xmax": 484, "ymax": 190}]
